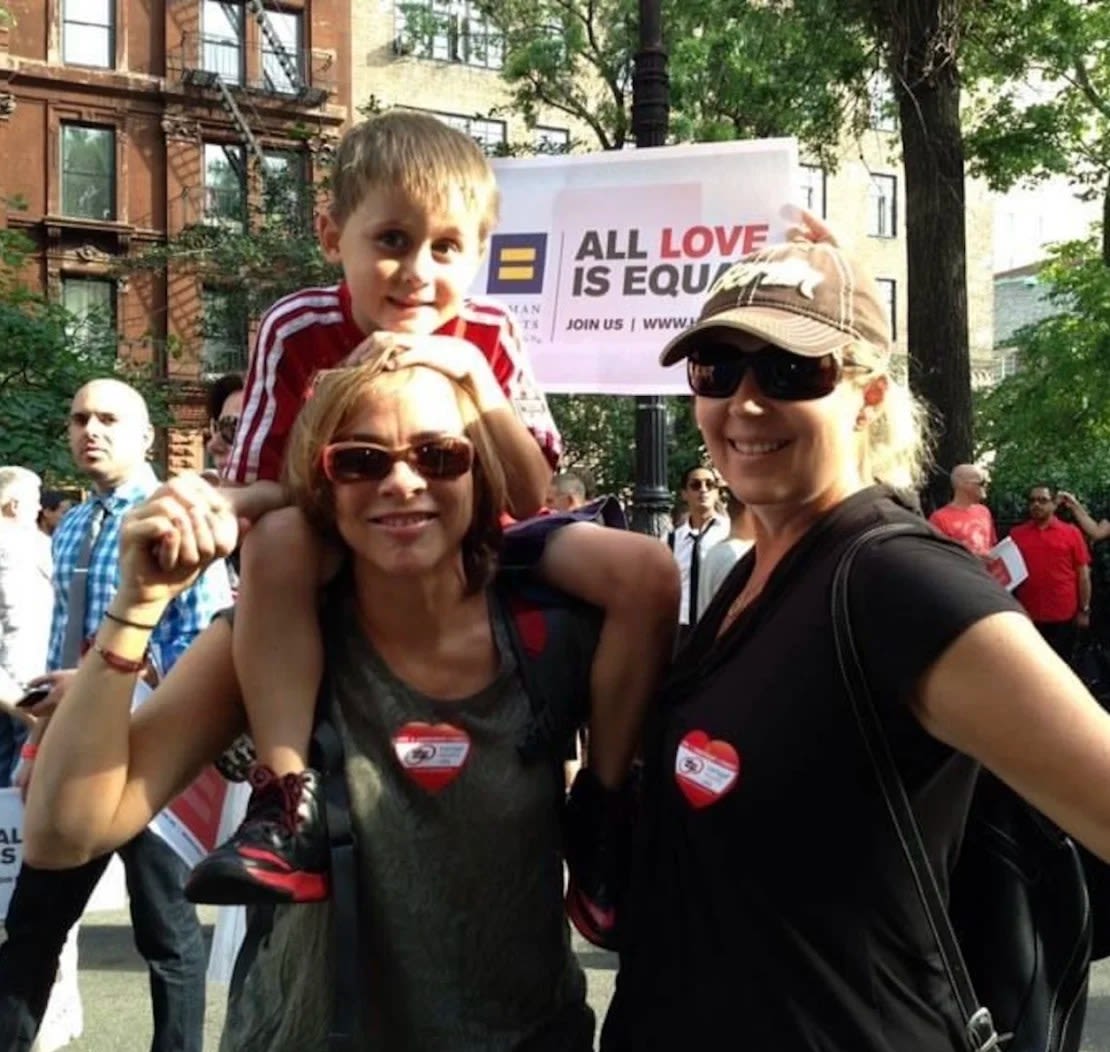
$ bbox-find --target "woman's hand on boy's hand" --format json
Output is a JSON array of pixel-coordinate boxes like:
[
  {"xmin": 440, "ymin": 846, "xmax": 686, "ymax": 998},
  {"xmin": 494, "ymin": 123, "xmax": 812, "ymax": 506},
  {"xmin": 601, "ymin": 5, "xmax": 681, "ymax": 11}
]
[
  {"xmin": 387, "ymin": 336, "xmax": 504, "ymax": 405},
  {"xmin": 115, "ymin": 475, "xmax": 238, "ymax": 610}
]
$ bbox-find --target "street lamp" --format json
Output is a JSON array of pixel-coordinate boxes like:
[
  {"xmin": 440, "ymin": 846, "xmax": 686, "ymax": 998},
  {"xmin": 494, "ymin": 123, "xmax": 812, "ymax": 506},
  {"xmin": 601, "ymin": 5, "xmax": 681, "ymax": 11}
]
[{"xmin": 629, "ymin": 0, "xmax": 672, "ymax": 538}]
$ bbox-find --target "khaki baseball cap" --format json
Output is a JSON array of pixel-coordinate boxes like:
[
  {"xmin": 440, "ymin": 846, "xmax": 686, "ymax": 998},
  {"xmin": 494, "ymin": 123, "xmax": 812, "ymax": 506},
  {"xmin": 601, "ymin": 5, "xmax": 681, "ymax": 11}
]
[{"xmin": 658, "ymin": 241, "xmax": 891, "ymax": 366}]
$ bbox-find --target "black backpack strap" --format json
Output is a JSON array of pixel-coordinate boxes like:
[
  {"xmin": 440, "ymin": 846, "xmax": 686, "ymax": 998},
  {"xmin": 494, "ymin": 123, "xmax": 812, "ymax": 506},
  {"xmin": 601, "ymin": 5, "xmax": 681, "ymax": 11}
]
[
  {"xmin": 831, "ymin": 522, "xmax": 1001, "ymax": 1052},
  {"xmin": 310, "ymin": 676, "xmax": 359, "ymax": 1052},
  {"xmin": 494, "ymin": 572, "xmax": 601, "ymax": 766}
]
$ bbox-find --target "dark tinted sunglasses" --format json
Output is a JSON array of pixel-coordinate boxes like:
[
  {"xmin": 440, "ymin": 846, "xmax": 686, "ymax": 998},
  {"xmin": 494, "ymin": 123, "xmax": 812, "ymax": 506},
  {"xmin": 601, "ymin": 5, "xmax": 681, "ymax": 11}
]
[
  {"xmin": 687, "ymin": 343, "xmax": 850, "ymax": 401},
  {"xmin": 214, "ymin": 415, "xmax": 239, "ymax": 445},
  {"xmin": 321, "ymin": 437, "xmax": 474, "ymax": 484}
]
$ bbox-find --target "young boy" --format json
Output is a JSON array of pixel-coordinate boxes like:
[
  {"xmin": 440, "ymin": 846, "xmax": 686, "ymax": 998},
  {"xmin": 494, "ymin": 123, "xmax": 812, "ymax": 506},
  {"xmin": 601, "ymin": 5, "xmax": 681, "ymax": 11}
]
[{"xmin": 187, "ymin": 111, "xmax": 679, "ymax": 950}]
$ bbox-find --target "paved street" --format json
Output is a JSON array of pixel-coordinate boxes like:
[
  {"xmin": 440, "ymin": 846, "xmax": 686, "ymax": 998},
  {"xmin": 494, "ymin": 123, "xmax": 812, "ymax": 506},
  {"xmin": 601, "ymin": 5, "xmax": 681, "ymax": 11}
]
[
  {"xmin": 31, "ymin": 907, "xmax": 1110, "ymax": 1050},
  {"xmin": 53, "ymin": 908, "xmax": 618, "ymax": 1051}
]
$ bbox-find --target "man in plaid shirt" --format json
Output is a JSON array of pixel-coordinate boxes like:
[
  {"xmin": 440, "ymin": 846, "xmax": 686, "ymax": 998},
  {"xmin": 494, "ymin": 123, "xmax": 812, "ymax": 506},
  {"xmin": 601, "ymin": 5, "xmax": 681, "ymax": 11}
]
[{"xmin": 0, "ymin": 379, "xmax": 231, "ymax": 1052}]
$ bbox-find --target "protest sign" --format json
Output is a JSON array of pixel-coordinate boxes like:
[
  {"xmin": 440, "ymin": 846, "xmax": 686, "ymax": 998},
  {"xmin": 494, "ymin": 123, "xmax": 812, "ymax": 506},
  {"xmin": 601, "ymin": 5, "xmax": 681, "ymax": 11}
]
[{"xmin": 479, "ymin": 138, "xmax": 799, "ymax": 394}]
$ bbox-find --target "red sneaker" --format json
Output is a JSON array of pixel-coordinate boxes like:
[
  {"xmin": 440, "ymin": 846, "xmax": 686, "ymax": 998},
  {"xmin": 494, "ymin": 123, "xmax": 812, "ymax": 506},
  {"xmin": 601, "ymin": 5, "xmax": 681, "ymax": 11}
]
[{"xmin": 185, "ymin": 766, "xmax": 329, "ymax": 905}]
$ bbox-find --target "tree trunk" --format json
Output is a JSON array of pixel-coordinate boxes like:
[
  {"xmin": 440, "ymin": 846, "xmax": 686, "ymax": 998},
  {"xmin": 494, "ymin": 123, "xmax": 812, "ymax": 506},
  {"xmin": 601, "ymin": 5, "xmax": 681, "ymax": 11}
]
[
  {"xmin": 883, "ymin": 0, "xmax": 972, "ymax": 514},
  {"xmin": 1103, "ymin": 178, "xmax": 1110, "ymax": 268}
]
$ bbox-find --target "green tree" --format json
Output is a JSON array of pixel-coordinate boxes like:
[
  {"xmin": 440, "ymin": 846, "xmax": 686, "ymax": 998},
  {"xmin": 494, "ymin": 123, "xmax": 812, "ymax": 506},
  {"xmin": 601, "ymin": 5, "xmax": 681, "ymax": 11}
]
[
  {"xmin": 963, "ymin": 0, "xmax": 1110, "ymax": 263},
  {"xmin": 550, "ymin": 393, "xmax": 705, "ymax": 506},
  {"xmin": 0, "ymin": 231, "xmax": 168, "ymax": 482},
  {"xmin": 975, "ymin": 236, "xmax": 1110, "ymax": 500},
  {"xmin": 120, "ymin": 167, "xmax": 338, "ymax": 364}
]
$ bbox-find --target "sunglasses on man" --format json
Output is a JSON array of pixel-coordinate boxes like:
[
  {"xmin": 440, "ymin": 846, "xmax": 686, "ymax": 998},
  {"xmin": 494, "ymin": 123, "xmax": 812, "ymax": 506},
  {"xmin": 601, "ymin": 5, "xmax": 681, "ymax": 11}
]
[
  {"xmin": 686, "ymin": 478, "xmax": 717, "ymax": 492},
  {"xmin": 321, "ymin": 436, "xmax": 474, "ymax": 484},
  {"xmin": 687, "ymin": 342, "xmax": 863, "ymax": 401}
]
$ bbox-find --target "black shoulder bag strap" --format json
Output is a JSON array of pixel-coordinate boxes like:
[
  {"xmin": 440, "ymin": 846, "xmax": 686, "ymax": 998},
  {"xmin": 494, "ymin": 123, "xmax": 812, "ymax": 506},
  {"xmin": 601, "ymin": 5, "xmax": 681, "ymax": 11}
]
[
  {"xmin": 830, "ymin": 522, "xmax": 1002, "ymax": 1052},
  {"xmin": 310, "ymin": 675, "xmax": 359, "ymax": 1052}
]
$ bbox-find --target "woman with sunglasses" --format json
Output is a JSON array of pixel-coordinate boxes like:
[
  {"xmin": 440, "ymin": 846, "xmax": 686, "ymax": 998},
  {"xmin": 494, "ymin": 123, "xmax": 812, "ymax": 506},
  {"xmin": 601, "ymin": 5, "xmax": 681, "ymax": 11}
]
[
  {"xmin": 602, "ymin": 239, "xmax": 1110, "ymax": 1051},
  {"xmin": 205, "ymin": 373, "xmax": 245, "ymax": 477},
  {"xmin": 23, "ymin": 358, "xmax": 596, "ymax": 1050}
]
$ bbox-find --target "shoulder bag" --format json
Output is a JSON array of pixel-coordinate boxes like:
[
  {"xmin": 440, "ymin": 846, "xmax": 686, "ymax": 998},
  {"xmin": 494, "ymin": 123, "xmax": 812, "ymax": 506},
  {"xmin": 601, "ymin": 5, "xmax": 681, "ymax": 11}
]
[{"xmin": 831, "ymin": 523, "xmax": 1091, "ymax": 1052}]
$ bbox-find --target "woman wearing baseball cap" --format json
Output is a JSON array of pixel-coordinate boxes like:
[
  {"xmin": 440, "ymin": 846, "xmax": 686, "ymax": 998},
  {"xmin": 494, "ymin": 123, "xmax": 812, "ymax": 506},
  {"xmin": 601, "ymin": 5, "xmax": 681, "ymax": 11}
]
[{"xmin": 602, "ymin": 238, "xmax": 1110, "ymax": 1050}]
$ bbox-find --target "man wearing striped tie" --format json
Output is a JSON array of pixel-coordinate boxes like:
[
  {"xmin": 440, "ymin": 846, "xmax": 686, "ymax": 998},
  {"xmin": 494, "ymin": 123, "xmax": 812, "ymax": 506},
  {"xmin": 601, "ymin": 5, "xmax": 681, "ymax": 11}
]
[{"xmin": 0, "ymin": 379, "xmax": 232, "ymax": 1052}]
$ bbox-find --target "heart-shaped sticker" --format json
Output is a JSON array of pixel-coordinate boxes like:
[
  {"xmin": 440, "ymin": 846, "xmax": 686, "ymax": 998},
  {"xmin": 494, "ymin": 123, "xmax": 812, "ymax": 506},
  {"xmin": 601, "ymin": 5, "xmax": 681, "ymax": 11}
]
[
  {"xmin": 392, "ymin": 722, "xmax": 471, "ymax": 793},
  {"xmin": 674, "ymin": 730, "xmax": 740, "ymax": 809}
]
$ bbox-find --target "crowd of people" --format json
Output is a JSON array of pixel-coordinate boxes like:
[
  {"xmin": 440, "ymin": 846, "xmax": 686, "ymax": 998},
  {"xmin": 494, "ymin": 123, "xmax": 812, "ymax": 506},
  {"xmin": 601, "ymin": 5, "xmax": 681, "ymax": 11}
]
[{"xmin": 0, "ymin": 107, "xmax": 1108, "ymax": 1052}]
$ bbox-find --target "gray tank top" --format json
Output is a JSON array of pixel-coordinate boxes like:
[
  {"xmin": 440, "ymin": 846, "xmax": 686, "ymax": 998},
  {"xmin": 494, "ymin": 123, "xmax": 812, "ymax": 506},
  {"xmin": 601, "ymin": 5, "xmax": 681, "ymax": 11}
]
[{"xmin": 220, "ymin": 586, "xmax": 592, "ymax": 1052}]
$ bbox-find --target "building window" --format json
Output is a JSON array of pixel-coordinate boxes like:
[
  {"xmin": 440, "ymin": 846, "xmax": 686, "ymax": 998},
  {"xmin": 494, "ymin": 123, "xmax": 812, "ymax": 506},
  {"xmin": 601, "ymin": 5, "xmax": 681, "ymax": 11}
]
[
  {"xmin": 398, "ymin": 1, "xmax": 504, "ymax": 70},
  {"xmin": 202, "ymin": 0, "xmax": 244, "ymax": 85},
  {"xmin": 431, "ymin": 111, "xmax": 506, "ymax": 155},
  {"xmin": 201, "ymin": 288, "xmax": 248, "ymax": 374},
  {"xmin": 799, "ymin": 164, "xmax": 826, "ymax": 218},
  {"xmin": 868, "ymin": 71, "xmax": 898, "ymax": 132},
  {"xmin": 260, "ymin": 9, "xmax": 303, "ymax": 94},
  {"xmin": 261, "ymin": 148, "xmax": 308, "ymax": 225},
  {"xmin": 62, "ymin": 277, "xmax": 116, "ymax": 349},
  {"xmin": 60, "ymin": 124, "xmax": 116, "ymax": 221},
  {"xmin": 867, "ymin": 173, "xmax": 897, "ymax": 238},
  {"xmin": 1000, "ymin": 350, "xmax": 1021, "ymax": 380},
  {"xmin": 63, "ymin": 0, "xmax": 114, "ymax": 69},
  {"xmin": 875, "ymin": 277, "xmax": 897, "ymax": 340},
  {"xmin": 533, "ymin": 126, "xmax": 570, "ymax": 155},
  {"xmin": 204, "ymin": 143, "xmax": 247, "ymax": 227}
]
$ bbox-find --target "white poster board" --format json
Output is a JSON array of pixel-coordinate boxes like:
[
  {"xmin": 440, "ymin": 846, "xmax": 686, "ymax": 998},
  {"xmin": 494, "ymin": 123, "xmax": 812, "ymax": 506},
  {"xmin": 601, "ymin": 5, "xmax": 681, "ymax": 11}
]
[
  {"xmin": 479, "ymin": 139, "xmax": 800, "ymax": 394},
  {"xmin": 986, "ymin": 537, "xmax": 1028, "ymax": 592}
]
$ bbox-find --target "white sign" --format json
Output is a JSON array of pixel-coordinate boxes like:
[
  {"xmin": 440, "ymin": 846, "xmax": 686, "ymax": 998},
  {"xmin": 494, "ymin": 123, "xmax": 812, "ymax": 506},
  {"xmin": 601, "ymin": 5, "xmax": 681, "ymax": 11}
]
[
  {"xmin": 986, "ymin": 537, "xmax": 1029, "ymax": 592},
  {"xmin": 480, "ymin": 139, "xmax": 800, "ymax": 394}
]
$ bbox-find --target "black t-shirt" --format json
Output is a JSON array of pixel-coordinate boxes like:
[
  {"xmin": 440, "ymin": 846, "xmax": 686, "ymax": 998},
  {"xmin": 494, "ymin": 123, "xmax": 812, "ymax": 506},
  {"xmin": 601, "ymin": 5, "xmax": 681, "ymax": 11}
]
[{"xmin": 602, "ymin": 487, "xmax": 1024, "ymax": 1052}]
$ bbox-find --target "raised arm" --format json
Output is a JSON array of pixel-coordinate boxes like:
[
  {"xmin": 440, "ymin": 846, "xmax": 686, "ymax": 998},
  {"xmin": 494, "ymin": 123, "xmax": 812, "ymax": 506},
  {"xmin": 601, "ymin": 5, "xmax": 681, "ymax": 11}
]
[
  {"xmin": 24, "ymin": 476, "xmax": 245, "ymax": 868},
  {"xmin": 914, "ymin": 610, "xmax": 1110, "ymax": 863},
  {"xmin": 1057, "ymin": 491, "xmax": 1110, "ymax": 543}
]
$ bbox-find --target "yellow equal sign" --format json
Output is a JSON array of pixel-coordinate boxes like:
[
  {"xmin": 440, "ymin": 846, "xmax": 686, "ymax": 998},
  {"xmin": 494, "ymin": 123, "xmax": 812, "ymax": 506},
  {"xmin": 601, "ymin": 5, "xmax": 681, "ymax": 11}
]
[{"xmin": 497, "ymin": 246, "xmax": 536, "ymax": 281}]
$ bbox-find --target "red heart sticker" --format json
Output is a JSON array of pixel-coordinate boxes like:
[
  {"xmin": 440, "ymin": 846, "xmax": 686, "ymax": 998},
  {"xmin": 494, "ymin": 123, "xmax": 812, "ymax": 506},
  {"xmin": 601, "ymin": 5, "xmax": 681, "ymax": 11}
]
[
  {"xmin": 674, "ymin": 730, "xmax": 741, "ymax": 809},
  {"xmin": 392, "ymin": 722, "xmax": 471, "ymax": 794}
]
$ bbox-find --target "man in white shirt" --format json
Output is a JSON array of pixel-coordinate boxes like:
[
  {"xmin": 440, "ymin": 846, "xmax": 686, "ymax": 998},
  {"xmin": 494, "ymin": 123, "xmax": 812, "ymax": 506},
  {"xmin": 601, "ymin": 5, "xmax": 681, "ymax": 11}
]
[
  {"xmin": 0, "ymin": 467, "xmax": 53, "ymax": 784},
  {"xmin": 697, "ymin": 490, "xmax": 755, "ymax": 620},
  {"xmin": 669, "ymin": 465, "xmax": 730, "ymax": 647}
]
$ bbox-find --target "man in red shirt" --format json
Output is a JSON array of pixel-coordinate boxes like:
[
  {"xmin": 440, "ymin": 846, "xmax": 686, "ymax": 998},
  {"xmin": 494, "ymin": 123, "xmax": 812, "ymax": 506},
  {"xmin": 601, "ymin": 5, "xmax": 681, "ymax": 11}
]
[
  {"xmin": 928, "ymin": 463, "xmax": 997, "ymax": 557},
  {"xmin": 1009, "ymin": 484, "xmax": 1092, "ymax": 660}
]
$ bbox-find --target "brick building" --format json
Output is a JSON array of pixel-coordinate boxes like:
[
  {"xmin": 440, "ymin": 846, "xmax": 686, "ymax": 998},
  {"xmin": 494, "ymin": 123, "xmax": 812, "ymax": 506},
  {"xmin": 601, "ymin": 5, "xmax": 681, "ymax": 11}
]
[{"xmin": 0, "ymin": 0, "xmax": 349, "ymax": 470}]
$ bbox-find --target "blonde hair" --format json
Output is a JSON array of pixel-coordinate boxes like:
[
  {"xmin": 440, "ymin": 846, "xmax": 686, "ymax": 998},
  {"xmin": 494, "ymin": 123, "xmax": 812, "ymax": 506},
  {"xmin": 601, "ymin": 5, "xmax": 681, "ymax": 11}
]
[
  {"xmin": 846, "ymin": 341, "xmax": 932, "ymax": 490},
  {"xmin": 282, "ymin": 358, "xmax": 509, "ymax": 594},
  {"xmin": 329, "ymin": 111, "xmax": 500, "ymax": 237}
]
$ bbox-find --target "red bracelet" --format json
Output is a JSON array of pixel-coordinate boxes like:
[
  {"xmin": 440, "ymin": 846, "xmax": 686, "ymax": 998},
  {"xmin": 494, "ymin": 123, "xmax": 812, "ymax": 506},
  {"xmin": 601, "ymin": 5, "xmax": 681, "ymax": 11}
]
[
  {"xmin": 19, "ymin": 743, "xmax": 38, "ymax": 761},
  {"xmin": 91, "ymin": 642, "xmax": 148, "ymax": 674}
]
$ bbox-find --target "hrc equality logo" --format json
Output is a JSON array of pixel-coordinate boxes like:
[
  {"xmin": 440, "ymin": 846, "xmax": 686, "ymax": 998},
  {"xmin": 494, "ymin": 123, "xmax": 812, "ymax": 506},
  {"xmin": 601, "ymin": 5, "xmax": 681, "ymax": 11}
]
[{"xmin": 486, "ymin": 233, "xmax": 548, "ymax": 295}]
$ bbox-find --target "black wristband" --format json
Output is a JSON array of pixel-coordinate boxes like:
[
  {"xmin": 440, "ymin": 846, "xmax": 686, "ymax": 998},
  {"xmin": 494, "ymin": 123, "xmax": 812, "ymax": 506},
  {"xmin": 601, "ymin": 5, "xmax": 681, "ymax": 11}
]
[{"xmin": 104, "ymin": 610, "xmax": 158, "ymax": 631}]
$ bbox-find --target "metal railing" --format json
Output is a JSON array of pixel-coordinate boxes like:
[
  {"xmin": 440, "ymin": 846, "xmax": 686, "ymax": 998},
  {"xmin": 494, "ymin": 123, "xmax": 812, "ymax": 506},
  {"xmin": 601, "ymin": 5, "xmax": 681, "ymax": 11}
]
[{"xmin": 169, "ymin": 32, "xmax": 336, "ymax": 106}]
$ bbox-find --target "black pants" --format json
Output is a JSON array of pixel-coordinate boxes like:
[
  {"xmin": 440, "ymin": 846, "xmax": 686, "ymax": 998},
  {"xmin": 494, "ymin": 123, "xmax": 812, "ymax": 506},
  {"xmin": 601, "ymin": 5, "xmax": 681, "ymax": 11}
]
[
  {"xmin": 1035, "ymin": 620, "xmax": 1079, "ymax": 664},
  {"xmin": 0, "ymin": 830, "xmax": 206, "ymax": 1052}
]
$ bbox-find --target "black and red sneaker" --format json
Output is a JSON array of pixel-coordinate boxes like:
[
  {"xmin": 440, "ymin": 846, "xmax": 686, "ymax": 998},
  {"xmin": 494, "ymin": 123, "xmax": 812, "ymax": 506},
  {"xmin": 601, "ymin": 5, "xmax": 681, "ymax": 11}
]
[
  {"xmin": 563, "ymin": 767, "xmax": 633, "ymax": 952},
  {"xmin": 185, "ymin": 765, "xmax": 330, "ymax": 905}
]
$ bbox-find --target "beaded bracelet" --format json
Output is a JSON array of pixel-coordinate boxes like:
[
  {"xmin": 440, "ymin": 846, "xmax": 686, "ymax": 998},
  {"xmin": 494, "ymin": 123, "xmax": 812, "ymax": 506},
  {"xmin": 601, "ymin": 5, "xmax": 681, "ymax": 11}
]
[
  {"xmin": 19, "ymin": 743, "xmax": 38, "ymax": 761},
  {"xmin": 91, "ymin": 642, "xmax": 148, "ymax": 675}
]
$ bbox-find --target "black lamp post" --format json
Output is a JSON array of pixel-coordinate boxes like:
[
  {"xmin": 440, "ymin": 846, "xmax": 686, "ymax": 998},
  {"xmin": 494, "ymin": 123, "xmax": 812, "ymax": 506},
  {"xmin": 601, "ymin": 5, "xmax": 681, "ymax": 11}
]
[{"xmin": 629, "ymin": 0, "xmax": 672, "ymax": 538}]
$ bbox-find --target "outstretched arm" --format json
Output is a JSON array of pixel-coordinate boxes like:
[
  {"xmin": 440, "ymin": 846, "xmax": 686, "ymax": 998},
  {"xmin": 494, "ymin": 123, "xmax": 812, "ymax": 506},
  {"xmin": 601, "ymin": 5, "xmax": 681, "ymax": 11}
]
[{"xmin": 25, "ymin": 477, "xmax": 245, "ymax": 868}]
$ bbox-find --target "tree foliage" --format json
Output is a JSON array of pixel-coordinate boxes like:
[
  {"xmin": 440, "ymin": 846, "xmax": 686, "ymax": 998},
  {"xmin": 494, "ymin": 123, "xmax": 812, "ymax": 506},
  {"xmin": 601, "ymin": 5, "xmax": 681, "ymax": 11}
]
[
  {"xmin": 975, "ymin": 236, "xmax": 1110, "ymax": 500},
  {"xmin": 0, "ymin": 231, "xmax": 168, "ymax": 483},
  {"xmin": 963, "ymin": 0, "xmax": 1110, "ymax": 259},
  {"xmin": 550, "ymin": 393, "xmax": 705, "ymax": 507}
]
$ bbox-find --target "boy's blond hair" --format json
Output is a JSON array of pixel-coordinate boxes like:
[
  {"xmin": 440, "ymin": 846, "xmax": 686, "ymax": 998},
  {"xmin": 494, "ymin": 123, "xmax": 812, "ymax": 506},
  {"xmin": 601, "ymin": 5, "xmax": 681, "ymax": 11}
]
[{"xmin": 329, "ymin": 111, "xmax": 500, "ymax": 238}]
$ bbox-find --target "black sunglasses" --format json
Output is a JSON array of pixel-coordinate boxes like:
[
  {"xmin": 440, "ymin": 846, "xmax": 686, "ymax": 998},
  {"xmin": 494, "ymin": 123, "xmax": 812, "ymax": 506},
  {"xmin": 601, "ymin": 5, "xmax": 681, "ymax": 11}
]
[
  {"xmin": 322, "ymin": 437, "xmax": 474, "ymax": 484},
  {"xmin": 687, "ymin": 342, "xmax": 853, "ymax": 401}
]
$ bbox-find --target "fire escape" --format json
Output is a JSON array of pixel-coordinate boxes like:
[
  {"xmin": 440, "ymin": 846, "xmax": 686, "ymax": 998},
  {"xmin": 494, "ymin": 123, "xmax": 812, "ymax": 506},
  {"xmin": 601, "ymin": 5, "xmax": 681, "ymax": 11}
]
[{"xmin": 173, "ymin": 0, "xmax": 331, "ymax": 171}]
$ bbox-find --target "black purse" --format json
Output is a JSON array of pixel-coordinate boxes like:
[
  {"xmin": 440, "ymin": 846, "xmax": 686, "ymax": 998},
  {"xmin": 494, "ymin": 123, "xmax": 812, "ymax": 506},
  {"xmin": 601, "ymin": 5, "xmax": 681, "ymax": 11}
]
[{"xmin": 831, "ymin": 524, "xmax": 1092, "ymax": 1052}]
